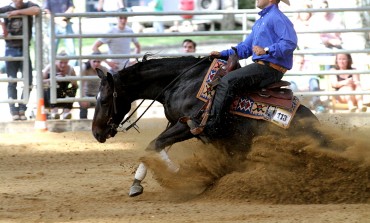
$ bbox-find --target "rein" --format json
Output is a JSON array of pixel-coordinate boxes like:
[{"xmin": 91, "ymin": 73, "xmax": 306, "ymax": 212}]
[
  {"xmin": 114, "ymin": 56, "xmax": 211, "ymax": 132},
  {"xmin": 106, "ymin": 85, "xmax": 120, "ymax": 131}
]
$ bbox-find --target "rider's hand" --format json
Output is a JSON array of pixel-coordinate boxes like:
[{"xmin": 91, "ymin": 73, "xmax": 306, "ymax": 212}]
[
  {"xmin": 253, "ymin": 46, "xmax": 265, "ymax": 56},
  {"xmin": 210, "ymin": 51, "xmax": 221, "ymax": 58}
]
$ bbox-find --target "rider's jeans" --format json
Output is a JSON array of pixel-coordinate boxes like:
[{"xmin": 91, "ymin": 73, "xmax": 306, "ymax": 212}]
[
  {"xmin": 210, "ymin": 62, "xmax": 284, "ymax": 119},
  {"xmin": 5, "ymin": 46, "xmax": 33, "ymax": 115}
]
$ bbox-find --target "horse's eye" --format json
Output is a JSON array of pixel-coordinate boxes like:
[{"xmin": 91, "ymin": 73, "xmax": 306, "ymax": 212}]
[
  {"xmin": 96, "ymin": 92, "xmax": 110, "ymax": 105},
  {"xmin": 99, "ymin": 98, "xmax": 110, "ymax": 105}
]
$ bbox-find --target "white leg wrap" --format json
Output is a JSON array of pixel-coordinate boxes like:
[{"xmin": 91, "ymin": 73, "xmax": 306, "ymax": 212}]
[
  {"xmin": 159, "ymin": 150, "xmax": 179, "ymax": 173},
  {"xmin": 134, "ymin": 163, "xmax": 147, "ymax": 181},
  {"xmin": 159, "ymin": 149, "xmax": 170, "ymax": 161}
]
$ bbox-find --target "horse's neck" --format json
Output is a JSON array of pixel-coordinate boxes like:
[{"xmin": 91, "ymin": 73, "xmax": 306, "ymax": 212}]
[
  {"xmin": 125, "ymin": 61, "xmax": 183, "ymax": 102},
  {"xmin": 122, "ymin": 58, "xmax": 206, "ymax": 103}
]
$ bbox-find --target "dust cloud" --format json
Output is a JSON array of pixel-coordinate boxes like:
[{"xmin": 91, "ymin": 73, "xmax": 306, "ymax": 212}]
[{"xmin": 143, "ymin": 124, "xmax": 370, "ymax": 204}]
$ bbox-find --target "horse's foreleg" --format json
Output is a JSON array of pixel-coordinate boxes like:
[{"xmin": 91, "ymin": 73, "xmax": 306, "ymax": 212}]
[
  {"xmin": 129, "ymin": 123, "xmax": 191, "ymax": 197},
  {"xmin": 148, "ymin": 137, "xmax": 180, "ymax": 172},
  {"xmin": 128, "ymin": 150, "xmax": 179, "ymax": 197},
  {"xmin": 159, "ymin": 149, "xmax": 179, "ymax": 173},
  {"xmin": 129, "ymin": 162, "xmax": 147, "ymax": 197}
]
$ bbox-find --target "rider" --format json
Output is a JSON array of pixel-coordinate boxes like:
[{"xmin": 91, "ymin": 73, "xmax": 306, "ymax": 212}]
[{"xmin": 195, "ymin": 0, "xmax": 297, "ymax": 135}]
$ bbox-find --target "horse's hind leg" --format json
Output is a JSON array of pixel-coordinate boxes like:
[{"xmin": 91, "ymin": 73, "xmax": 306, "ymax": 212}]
[
  {"xmin": 307, "ymin": 122, "xmax": 333, "ymax": 148},
  {"xmin": 129, "ymin": 162, "xmax": 147, "ymax": 197}
]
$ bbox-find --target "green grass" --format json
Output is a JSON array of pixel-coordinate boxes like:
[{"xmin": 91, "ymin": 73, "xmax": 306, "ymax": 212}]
[
  {"xmin": 138, "ymin": 35, "xmax": 242, "ymax": 47},
  {"xmin": 80, "ymin": 35, "xmax": 241, "ymax": 48},
  {"xmin": 29, "ymin": 34, "xmax": 242, "ymax": 65},
  {"xmin": 67, "ymin": 35, "xmax": 241, "ymax": 55}
]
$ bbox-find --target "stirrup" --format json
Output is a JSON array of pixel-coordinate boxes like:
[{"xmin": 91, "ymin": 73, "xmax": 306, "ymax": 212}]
[
  {"xmin": 189, "ymin": 122, "xmax": 205, "ymax": 135},
  {"xmin": 187, "ymin": 119, "xmax": 210, "ymax": 143},
  {"xmin": 178, "ymin": 116, "xmax": 205, "ymax": 135}
]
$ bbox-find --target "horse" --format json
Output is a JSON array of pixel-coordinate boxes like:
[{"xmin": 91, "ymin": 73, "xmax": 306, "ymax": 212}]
[{"xmin": 92, "ymin": 56, "xmax": 326, "ymax": 197}]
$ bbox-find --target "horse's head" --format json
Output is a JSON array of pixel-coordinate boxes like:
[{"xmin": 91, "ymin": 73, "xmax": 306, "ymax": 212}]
[{"xmin": 92, "ymin": 68, "xmax": 132, "ymax": 143}]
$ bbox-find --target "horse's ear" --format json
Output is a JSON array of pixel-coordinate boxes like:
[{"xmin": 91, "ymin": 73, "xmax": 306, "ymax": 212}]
[
  {"xmin": 142, "ymin": 53, "xmax": 154, "ymax": 62},
  {"xmin": 107, "ymin": 72, "xmax": 114, "ymax": 83},
  {"xmin": 142, "ymin": 54, "xmax": 148, "ymax": 62},
  {"xmin": 96, "ymin": 68, "xmax": 106, "ymax": 79}
]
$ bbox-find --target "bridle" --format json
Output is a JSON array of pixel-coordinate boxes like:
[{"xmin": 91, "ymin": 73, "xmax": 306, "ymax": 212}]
[
  {"xmin": 106, "ymin": 85, "xmax": 121, "ymax": 132},
  {"xmin": 105, "ymin": 56, "xmax": 211, "ymax": 133}
]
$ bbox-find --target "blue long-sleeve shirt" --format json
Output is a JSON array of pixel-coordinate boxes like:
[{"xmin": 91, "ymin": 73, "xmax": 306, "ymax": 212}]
[{"xmin": 220, "ymin": 4, "xmax": 297, "ymax": 70}]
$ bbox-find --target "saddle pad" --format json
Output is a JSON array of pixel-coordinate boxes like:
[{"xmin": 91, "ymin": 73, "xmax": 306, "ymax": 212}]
[
  {"xmin": 230, "ymin": 95, "xmax": 300, "ymax": 129},
  {"xmin": 196, "ymin": 59, "xmax": 300, "ymax": 129},
  {"xmin": 196, "ymin": 59, "xmax": 227, "ymax": 102}
]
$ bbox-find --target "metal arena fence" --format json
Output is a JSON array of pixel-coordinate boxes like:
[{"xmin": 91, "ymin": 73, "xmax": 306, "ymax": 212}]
[{"xmin": 1, "ymin": 7, "xmax": 370, "ymax": 114}]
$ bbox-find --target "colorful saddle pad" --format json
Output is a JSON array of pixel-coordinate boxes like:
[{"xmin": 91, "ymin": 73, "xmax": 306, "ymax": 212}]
[{"xmin": 196, "ymin": 59, "xmax": 300, "ymax": 129}]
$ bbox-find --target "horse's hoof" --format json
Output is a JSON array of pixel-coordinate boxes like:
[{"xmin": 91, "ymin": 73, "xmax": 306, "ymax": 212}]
[{"xmin": 129, "ymin": 185, "xmax": 143, "ymax": 197}]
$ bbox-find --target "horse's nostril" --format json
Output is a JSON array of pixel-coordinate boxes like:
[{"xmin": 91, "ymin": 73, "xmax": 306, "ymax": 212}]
[
  {"xmin": 92, "ymin": 132, "xmax": 104, "ymax": 143},
  {"xmin": 93, "ymin": 133, "xmax": 98, "ymax": 140}
]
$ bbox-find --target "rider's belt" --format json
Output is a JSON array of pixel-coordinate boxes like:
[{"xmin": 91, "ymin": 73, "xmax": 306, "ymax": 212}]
[{"xmin": 255, "ymin": 60, "xmax": 287, "ymax": 74}]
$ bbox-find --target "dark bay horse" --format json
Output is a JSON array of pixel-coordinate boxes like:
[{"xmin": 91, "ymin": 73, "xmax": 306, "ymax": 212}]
[{"xmin": 92, "ymin": 56, "xmax": 325, "ymax": 197}]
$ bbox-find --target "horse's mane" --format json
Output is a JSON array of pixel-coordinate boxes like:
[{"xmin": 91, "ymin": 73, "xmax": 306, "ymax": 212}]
[
  {"xmin": 117, "ymin": 55, "xmax": 209, "ymax": 88},
  {"xmin": 141, "ymin": 53, "xmax": 201, "ymax": 63},
  {"xmin": 116, "ymin": 54, "xmax": 209, "ymax": 84},
  {"xmin": 142, "ymin": 53, "xmax": 154, "ymax": 62}
]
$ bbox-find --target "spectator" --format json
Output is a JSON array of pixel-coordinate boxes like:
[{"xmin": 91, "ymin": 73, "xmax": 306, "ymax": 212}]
[
  {"xmin": 92, "ymin": 8, "xmax": 141, "ymax": 72},
  {"xmin": 79, "ymin": 51, "xmax": 109, "ymax": 119},
  {"xmin": 311, "ymin": 0, "xmax": 343, "ymax": 50},
  {"xmin": 291, "ymin": 2, "xmax": 321, "ymax": 50},
  {"xmin": 330, "ymin": 53, "xmax": 367, "ymax": 112},
  {"xmin": 42, "ymin": 51, "xmax": 78, "ymax": 119},
  {"xmin": 0, "ymin": 0, "xmax": 41, "ymax": 121},
  {"xmin": 43, "ymin": 0, "xmax": 76, "ymax": 66},
  {"xmin": 148, "ymin": 0, "xmax": 164, "ymax": 33},
  {"xmin": 182, "ymin": 39, "xmax": 196, "ymax": 53},
  {"xmin": 97, "ymin": 0, "xmax": 123, "ymax": 12},
  {"xmin": 283, "ymin": 55, "xmax": 326, "ymax": 113},
  {"xmin": 0, "ymin": 19, "xmax": 6, "ymax": 74}
]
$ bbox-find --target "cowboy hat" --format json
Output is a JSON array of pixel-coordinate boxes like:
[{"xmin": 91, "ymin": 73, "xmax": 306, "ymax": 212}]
[{"xmin": 281, "ymin": 0, "xmax": 290, "ymax": 5}]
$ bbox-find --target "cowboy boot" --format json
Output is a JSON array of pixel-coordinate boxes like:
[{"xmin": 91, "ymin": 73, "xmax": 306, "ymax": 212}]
[{"xmin": 203, "ymin": 89, "xmax": 229, "ymax": 136}]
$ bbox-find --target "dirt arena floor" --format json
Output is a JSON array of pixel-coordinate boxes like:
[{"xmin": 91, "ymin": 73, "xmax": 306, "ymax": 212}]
[{"xmin": 0, "ymin": 118, "xmax": 369, "ymax": 223}]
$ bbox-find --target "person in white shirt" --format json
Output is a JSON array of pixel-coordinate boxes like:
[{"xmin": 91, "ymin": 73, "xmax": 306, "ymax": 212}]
[
  {"xmin": 97, "ymin": 0, "xmax": 123, "ymax": 12},
  {"xmin": 42, "ymin": 51, "xmax": 78, "ymax": 119},
  {"xmin": 92, "ymin": 8, "xmax": 141, "ymax": 72}
]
